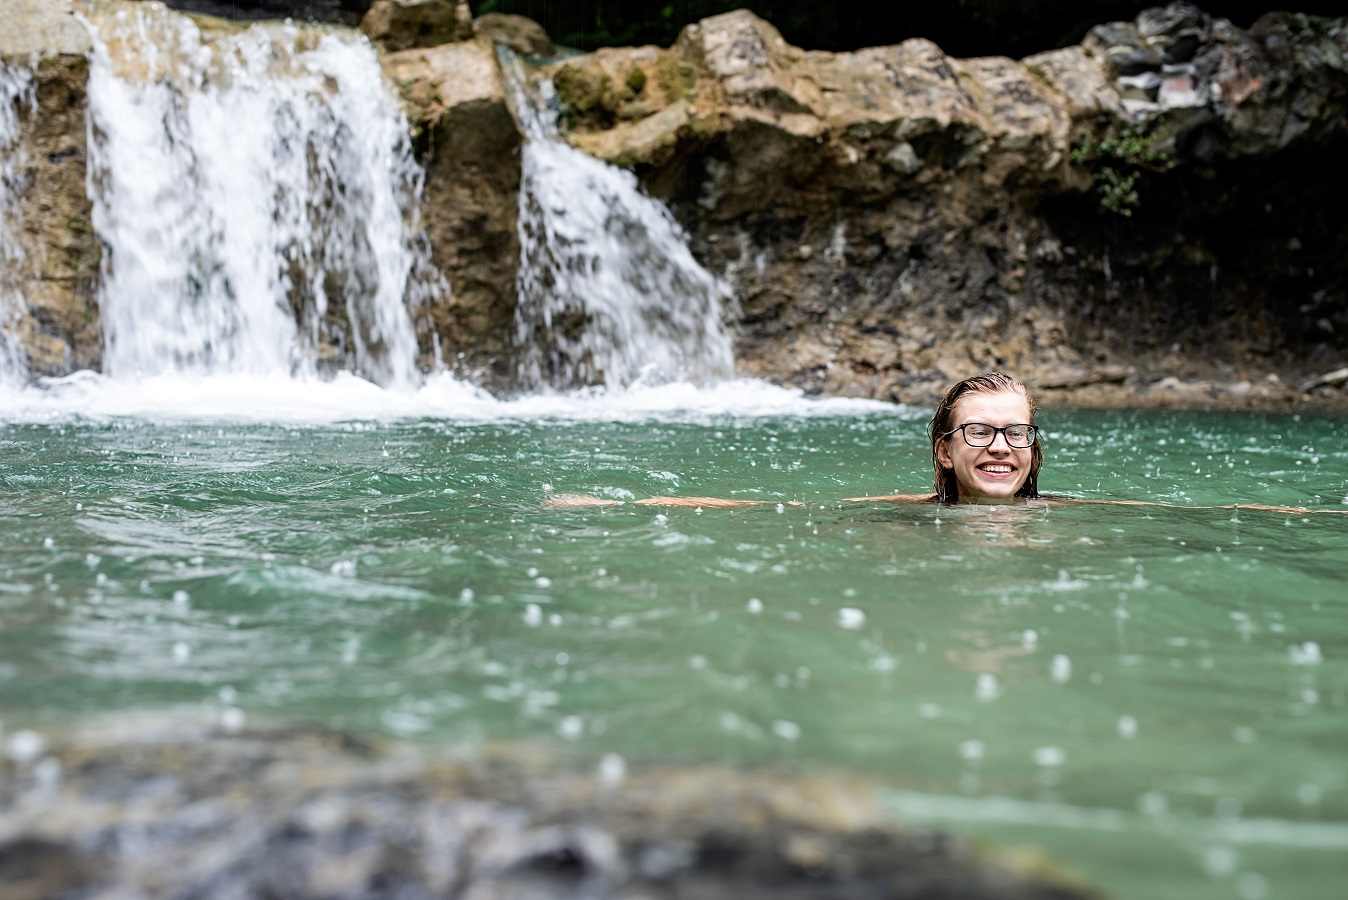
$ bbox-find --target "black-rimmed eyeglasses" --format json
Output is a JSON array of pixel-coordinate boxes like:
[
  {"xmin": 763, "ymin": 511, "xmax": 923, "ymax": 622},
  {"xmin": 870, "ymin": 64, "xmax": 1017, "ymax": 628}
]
[{"xmin": 941, "ymin": 423, "xmax": 1038, "ymax": 448}]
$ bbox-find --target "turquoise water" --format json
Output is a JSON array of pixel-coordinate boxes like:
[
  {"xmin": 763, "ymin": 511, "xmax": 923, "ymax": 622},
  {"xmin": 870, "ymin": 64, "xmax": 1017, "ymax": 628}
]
[{"xmin": 2, "ymin": 401, "xmax": 1346, "ymax": 899}]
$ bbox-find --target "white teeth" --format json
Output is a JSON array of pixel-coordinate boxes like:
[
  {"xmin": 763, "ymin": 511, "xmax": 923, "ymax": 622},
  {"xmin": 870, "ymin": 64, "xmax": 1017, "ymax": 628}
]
[{"xmin": 980, "ymin": 465, "xmax": 1012, "ymax": 473}]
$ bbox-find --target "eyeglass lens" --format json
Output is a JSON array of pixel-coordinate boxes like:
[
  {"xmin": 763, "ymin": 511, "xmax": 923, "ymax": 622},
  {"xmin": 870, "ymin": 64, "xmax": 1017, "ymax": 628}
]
[{"xmin": 961, "ymin": 424, "xmax": 1035, "ymax": 447}]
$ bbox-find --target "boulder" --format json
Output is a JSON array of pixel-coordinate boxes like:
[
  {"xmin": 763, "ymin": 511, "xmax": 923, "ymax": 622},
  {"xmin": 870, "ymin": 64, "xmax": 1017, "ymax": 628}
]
[
  {"xmin": 473, "ymin": 12, "xmax": 555, "ymax": 58},
  {"xmin": 360, "ymin": 0, "xmax": 472, "ymax": 52},
  {"xmin": 382, "ymin": 38, "xmax": 522, "ymax": 388},
  {"xmin": 0, "ymin": 717, "xmax": 1100, "ymax": 900}
]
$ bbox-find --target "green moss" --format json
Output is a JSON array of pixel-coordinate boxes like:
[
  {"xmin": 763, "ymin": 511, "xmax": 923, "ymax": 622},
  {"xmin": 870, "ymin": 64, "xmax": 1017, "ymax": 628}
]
[
  {"xmin": 1070, "ymin": 120, "xmax": 1176, "ymax": 216},
  {"xmin": 625, "ymin": 67, "xmax": 647, "ymax": 94}
]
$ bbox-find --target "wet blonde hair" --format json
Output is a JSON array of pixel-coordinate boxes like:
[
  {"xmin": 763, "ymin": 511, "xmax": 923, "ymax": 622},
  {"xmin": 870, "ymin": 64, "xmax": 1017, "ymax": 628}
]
[{"xmin": 928, "ymin": 372, "xmax": 1042, "ymax": 503}]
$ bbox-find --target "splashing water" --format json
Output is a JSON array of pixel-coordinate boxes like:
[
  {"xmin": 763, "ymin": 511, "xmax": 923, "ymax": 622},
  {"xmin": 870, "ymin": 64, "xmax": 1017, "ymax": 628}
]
[
  {"xmin": 84, "ymin": 4, "xmax": 434, "ymax": 388},
  {"xmin": 505, "ymin": 52, "xmax": 735, "ymax": 390},
  {"xmin": 0, "ymin": 60, "xmax": 35, "ymax": 385}
]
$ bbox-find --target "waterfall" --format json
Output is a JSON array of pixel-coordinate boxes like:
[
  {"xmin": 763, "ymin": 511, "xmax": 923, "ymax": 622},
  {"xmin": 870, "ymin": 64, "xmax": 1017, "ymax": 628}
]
[
  {"xmin": 0, "ymin": 60, "xmax": 34, "ymax": 386},
  {"xmin": 84, "ymin": 4, "xmax": 434, "ymax": 388},
  {"xmin": 505, "ymin": 53, "xmax": 735, "ymax": 390}
]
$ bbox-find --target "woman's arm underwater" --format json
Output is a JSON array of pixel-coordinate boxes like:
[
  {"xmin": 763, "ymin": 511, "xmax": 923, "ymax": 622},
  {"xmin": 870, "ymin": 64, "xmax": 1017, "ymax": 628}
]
[
  {"xmin": 544, "ymin": 493, "xmax": 1347, "ymax": 515},
  {"xmin": 542, "ymin": 493, "xmax": 800, "ymax": 509}
]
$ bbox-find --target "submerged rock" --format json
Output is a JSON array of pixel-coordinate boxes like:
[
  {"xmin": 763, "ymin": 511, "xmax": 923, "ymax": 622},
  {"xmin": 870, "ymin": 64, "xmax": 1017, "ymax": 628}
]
[{"xmin": 0, "ymin": 717, "xmax": 1099, "ymax": 900}]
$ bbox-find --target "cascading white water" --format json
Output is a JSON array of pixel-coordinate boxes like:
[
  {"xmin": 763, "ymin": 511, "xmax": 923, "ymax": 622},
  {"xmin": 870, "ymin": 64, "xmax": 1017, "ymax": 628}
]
[
  {"xmin": 0, "ymin": 60, "xmax": 34, "ymax": 386},
  {"xmin": 506, "ymin": 53, "xmax": 735, "ymax": 390},
  {"xmin": 84, "ymin": 4, "xmax": 433, "ymax": 388}
]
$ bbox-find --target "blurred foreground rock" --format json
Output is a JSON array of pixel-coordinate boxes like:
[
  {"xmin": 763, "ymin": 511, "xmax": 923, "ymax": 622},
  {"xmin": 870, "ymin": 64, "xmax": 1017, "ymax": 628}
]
[{"xmin": 0, "ymin": 717, "xmax": 1098, "ymax": 900}]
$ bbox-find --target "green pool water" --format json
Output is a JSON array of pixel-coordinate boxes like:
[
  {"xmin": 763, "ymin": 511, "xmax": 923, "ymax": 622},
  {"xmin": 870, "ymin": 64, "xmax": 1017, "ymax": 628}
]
[{"xmin": 2, "ymin": 400, "xmax": 1346, "ymax": 899}]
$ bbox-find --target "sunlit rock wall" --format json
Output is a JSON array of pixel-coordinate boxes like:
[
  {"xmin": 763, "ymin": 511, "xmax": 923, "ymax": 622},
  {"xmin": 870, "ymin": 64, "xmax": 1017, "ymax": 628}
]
[{"xmin": 550, "ymin": 3, "xmax": 1348, "ymax": 405}]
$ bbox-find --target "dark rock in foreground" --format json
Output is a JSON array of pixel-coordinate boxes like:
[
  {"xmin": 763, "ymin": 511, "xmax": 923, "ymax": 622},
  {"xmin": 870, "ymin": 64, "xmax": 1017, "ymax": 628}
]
[{"xmin": 0, "ymin": 717, "xmax": 1097, "ymax": 900}]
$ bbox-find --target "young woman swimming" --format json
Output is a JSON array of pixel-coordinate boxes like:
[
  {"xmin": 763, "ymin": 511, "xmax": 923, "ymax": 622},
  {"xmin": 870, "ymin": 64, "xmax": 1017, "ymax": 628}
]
[{"xmin": 545, "ymin": 371, "xmax": 1344, "ymax": 514}]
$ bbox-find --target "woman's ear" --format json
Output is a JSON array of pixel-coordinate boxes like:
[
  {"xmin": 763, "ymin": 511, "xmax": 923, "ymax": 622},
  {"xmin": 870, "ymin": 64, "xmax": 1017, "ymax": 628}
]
[{"xmin": 935, "ymin": 439, "xmax": 953, "ymax": 470}]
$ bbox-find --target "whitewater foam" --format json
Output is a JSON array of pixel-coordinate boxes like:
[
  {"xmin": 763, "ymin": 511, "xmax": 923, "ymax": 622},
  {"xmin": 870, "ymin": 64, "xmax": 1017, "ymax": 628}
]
[{"xmin": 0, "ymin": 371, "xmax": 897, "ymax": 425}]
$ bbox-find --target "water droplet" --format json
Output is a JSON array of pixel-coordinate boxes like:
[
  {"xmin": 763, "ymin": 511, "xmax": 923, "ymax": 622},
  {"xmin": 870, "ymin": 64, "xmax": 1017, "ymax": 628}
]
[
  {"xmin": 172, "ymin": 590, "xmax": 190, "ymax": 607},
  {"xmin": 1137, "ymin": 791, "xmax": 1168, "ymax": 816},
  {"xmin": 557, "ymin": 715, "xmax": 584, "ymax": 740},
  {"xmin": 1021, "ymin": 629, "xmax": 1038, "ymax": 649},
  {"xmin": 837, "ymin": 607, "xmax": 865, "ymax": 630},
  {"xmin": 1202, "ymin": 846, "xmax": 1238, "ymax": 877},
  {"xmin": 975, "ymin": 673, "xmax": 1000, "ymax": 702},
  {"xmin": 746, "ymin": 598, "xmax": 763, "ymax": 614},
  {"xmin": 958, "ymin": 739, "xmax": 985, "ymax": 761},
  {"xmin": 172, "ymin": 642, "xmax": 191, "ymax": 663},
  {"xmin": 1117, "ymin": 715, "xmax": 1138, "ymax": 739},
  {"xmin": 919, "ymin": 702, "xmax": 941, "ymax": 719},
  {"xmin": 459, "ymin": 587, "xmax": 474, "ymax": 604},
  {"xmin": 523, "ymin": 603, "xmax": 543, "ymax": 627},
  {"xmin": 220, "ymin": 707, "xmax": 245, "ymax": 733},
  {"xmin": 1033, "ymin": 746, "xmax": 1065, "ymax": 767},
  {"xmin": 6, "ymin": 730, "xmax": 46, "ymax": 764},
  {"xmin": 598, "ymin": 752, "xmax": 626, "ymax": 785},
  {"xmin": 772, "ymin": 720, "xmax": 801, "ymax": 741},
  {"xmin": 1050, "ymin": 654, "xmax": 1071, "ymax": 683},
  {"xmin": 1235, "ymin": 873, "xmax": 1269, "ymax": 900},
  {"xmin": 1289, "ymin": 641, "xmax": 1322, "ymax": 665}
]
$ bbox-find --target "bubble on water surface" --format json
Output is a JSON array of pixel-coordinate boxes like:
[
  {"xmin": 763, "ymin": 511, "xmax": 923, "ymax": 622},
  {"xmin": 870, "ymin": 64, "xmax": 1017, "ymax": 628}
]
[
  {"xmin": 1117, "ymin": 715, "xmax": 1138, "ymax": 739},
  {"xmin": 837, "ymin": 607, "xmax": 865, "ymax": 630},
  {"xmin": 218, "ymin": 686, "xmax": 238, "ymax": 704},
  {"xmin": 772, "ymin": 720, "xmax": 801, "ymax": 741},
  {"xmin": 1032, "ymin": 746, "xmax": 1065, "ymax": 768},
  {"xmin": 42, "ymin": 537, "xmax": 53, "ymax": 549},
  {"xmin": 1021, "ymin": 629, "xmax": 1038, "ymax": 649},
  {"xmin": 958, "ymin": 739, "xmax": 985, "ymax": 762},
  {"xmin": 341, "ymin": 637, "xmax": 360, "ymax": 664},
  {"xmin": 557, "ymin": 715, "xmax": 583, "ymax": 739},
  {"xmin": 1235, "ymin": 873, "xmax": 1269, "ymax": 900},
  {"xmin": 1050, "ymin": 654, "xmax": 1071, "ymax": 683},
  {"xmin": 172, "ymin": 590, "xmax": 189, "ymax": 607},
  {"xmin": 330, "ymin": 559, "xmax": 356, "ymax": 577},
  {"xmin": 173, "ymin": 642, "xmax": 191, "ymax": 663},
  {"xmin": 1296, "ymin": 782, "xmax": 1323, "ymax": 806},
  {"xmin": 523, "ymin": 603, "xmax": 543, "ymax": 627},
  {"xmin": 1288, "ymin": 641, "xmax": 1322, "ymax": 665},
  {"xmin": 534, "ymin": 576, "xmax": 552, "ymax": 588},
  {"xmin": 6, "ymin": 729, "xmax": 45, "ymax": 764},
  {"xmin": 459, "ymin": 588, "xmax": 474, "ymax": 604},
  {"xmin": 1203, "ymin": 845, "xmax": 1238, "ymax": 877},
  {"xmin": 975, "ymin": 673, "xmax": 1000, "ymax": 702},
  {"xmin": 746, "ymin": 598, "xmax": 763, "ymax": 614},
  {"xmin": 598, "ymin": 752, "xmax": 626, "ymax": 785},
  {"xmin": 1137, "ymin": 791, "xmax": 1168, "ymax": 816},
  {"xmin": 85, "ymin": 553, "xmax": 100, "ymax": 569}
]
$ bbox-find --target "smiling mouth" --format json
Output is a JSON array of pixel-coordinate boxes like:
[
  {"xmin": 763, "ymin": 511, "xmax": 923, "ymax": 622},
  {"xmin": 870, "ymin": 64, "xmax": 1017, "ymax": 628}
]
[{"xmin": 978, "ymin": 464, "xmax": 1016, "ymax": 475}]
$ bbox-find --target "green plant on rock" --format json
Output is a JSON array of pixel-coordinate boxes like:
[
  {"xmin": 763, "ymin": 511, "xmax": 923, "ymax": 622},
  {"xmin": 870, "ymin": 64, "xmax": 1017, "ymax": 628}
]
[{"xmin": 1070, "ymin": 122, "xmax": 1176, "ymax": 217}]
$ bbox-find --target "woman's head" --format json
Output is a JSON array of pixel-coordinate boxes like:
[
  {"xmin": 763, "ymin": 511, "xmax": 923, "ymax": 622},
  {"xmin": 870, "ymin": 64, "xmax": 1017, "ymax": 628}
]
[{"xmin": 928, "ymin": 372, "xmax": 1042, "ymax": 504}]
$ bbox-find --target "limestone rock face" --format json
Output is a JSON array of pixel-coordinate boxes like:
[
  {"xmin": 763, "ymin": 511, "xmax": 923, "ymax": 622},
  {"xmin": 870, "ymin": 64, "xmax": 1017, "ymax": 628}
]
[
  {"xmin": 2, "ymin": 0, "xmax": 100, "ymax": 377},
  {"xmin": 360, "ymin": 0, "xmax": 472, "ymax": 52},
  {"xmin": 544, "ymin": 3, "xmax": 1348, "ymax": 405},
  {"xmin": 383, "ymin": 38, "xmax": 522, "ymax": 388}
]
